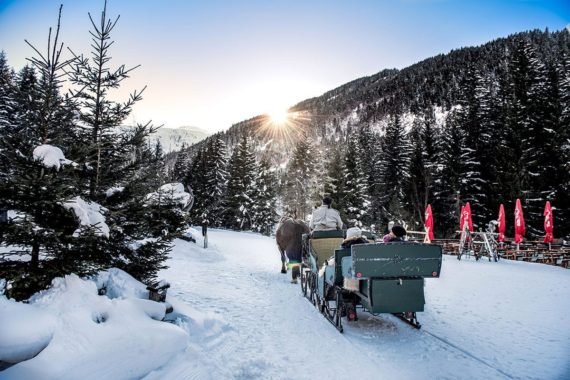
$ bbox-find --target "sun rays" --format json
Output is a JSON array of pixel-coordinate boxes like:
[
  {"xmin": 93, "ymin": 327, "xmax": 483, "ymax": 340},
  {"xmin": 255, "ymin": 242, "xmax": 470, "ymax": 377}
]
[
  {"xmin": 255, "ymin": 110, "xmax": 304, "ymax": 146},
  {"xmin": 253, "ymin": 108, "xmax": 335, "ymax": 149}
]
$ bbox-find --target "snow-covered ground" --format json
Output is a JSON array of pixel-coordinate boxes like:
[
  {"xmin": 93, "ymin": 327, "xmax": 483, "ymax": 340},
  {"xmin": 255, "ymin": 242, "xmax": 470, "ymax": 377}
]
[{"xmin": 1, "ymin": 229, "xmax": 569, "ymax": 379}]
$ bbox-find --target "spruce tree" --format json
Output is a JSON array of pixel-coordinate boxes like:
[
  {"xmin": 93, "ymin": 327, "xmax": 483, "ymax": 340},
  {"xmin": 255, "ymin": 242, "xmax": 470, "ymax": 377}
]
[
  {"xmin": 172, "ymin": 145, "xmax": 190, "ymax": 182},
  {"xmin": 323, "ymin": 146, "xmax": 347, "ymax": 222},
  {"xmin": 0, "ymin": 7, "xmax": 96, "ymax": 299},
  {"xmin": 66, "ymin": 1, "xmax": 178, "ymax": 282},
  {"xmin": 433, "ymin": 112, "xmax": 464, "ymax": 237},
  {"xmin": 283, "ymin": 134, "xmax": 315, "ymax": 219},
  {"xmin": 455, "ymin": 69, "xmax": 493, "ymax": 228},
  {"xmin": 203, "ymin": 134, "xmax": 229, "ymax": 226},
  {"xmin": 0, "ymin": 52, "xmax": 16, "ymax": 133},
  {"xmin": 556, "ymin": 50, "xmax": 570, "ymax": 236},
  {"xmin": 186, "ymin": 135, "xmax": 228, "ymax": 226},
  {"xmin": 374, "ymin": 114, "xmax": 410, "ymax": 226},
  {"xmin": 251, "ymin": 157, "xmax": 277, "ymax": 235},
  {"xmin": 342, "ymin": 135, "xmax": 370, "ymax": 227},
  {"xmin": 223, "ymin": 134, "xmax": 256, "ymax": 229},
  {"xmin": 186, "ymin": 145, "xmax": 208, "ymax": 221},
  {"xmin": 405, "ymin": 111, "xmax": 437, "ymax": 228}
]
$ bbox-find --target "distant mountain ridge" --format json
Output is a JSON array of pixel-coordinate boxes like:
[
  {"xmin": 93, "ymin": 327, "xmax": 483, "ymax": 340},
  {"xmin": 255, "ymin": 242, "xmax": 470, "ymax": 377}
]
[
  {"xmin": 148, "ymin": 125, "xmax": 210, "ymax": 153},
  {"xmin": 190, "ymin": 28, "xmax": 569, "ymax": 160}
]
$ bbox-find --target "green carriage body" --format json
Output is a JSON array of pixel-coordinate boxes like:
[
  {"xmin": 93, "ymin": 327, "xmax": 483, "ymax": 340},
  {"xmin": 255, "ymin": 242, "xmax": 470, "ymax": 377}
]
[
  {"xmin": 341, "ymin": 243, "xmax": 441, "ymax": 314},
  {"xmin": 301, "ymin": 231, "xmax": 443, "ymax": 331}
]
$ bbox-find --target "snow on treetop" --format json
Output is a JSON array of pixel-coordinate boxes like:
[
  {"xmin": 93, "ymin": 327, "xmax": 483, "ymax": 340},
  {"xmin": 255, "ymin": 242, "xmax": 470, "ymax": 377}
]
[
  {"xmin": 105, "ymin": 186, "xmax": 125, "ymax": 198},
  {"xmin": 33, "ymin": 144, "xmax": 75, "ymax": 171},
  {"xmin": 62, "ymin": 196, "xmax": 110, "ymax": 238},
  {"xmin": 145, "ymin": 183, "xmax": 192, "ymax": 208}
]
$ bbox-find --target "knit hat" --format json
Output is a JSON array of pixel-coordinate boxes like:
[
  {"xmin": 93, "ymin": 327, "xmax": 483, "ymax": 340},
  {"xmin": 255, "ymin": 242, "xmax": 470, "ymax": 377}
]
[
  {"xmin": 392, "ymin": 225, "xmax": 407, "ymax": 238},
  {"xmin": 346, "ymin": 227, "xmax": 362, "ymax": 240},
  {"xmin": 322, "ymin": 196, "xmax": 333, "ymax": 206}
]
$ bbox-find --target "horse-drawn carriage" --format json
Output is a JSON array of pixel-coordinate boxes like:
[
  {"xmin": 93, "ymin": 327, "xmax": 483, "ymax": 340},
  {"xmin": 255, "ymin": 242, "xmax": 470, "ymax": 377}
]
[{"xmin": 299, "ymin": 230, "xmax": 443, "ymax": 332}]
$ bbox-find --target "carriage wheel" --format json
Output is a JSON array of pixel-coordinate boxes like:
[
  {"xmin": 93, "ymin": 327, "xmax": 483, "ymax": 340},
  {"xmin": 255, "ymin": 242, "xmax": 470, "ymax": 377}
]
[
  {"xmin": 335, "ymin": 287, "xmax": 344, "ymax": 332},
  {"xmin": 300, "ymin": 266, "xmax": 308, "ymax": 296}
]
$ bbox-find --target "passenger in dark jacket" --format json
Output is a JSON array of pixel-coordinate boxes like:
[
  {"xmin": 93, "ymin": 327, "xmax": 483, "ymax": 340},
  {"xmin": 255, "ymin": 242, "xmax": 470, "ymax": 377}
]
[{"xmin": 341, "ymin": 227, "xmax": 368, "ymax": 249}]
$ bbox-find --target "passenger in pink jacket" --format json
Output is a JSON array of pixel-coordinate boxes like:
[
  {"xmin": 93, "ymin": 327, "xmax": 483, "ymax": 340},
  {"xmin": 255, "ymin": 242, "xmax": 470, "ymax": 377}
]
[{"xmin": 383, "ymin": 225, "xmax": 407, "ymax": 242}]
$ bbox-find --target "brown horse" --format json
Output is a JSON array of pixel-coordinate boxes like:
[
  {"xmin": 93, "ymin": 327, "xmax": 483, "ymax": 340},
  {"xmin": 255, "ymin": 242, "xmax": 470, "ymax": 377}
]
[{"xmin": 275, "ymin": 217, "xmax": 310, "ymax": 283}]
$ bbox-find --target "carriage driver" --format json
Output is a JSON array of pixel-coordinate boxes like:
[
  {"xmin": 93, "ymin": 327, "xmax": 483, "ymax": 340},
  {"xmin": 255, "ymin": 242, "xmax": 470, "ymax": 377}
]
[{"xmin": 309, "ymin": 195, "xmax": 344, "ymax": 231}]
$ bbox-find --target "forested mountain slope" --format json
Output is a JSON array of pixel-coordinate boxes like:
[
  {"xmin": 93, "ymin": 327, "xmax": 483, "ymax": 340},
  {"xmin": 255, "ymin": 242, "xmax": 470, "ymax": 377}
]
[{"xmin": 176, "ymin": 28, "xmax": 570, "ymax": 237}]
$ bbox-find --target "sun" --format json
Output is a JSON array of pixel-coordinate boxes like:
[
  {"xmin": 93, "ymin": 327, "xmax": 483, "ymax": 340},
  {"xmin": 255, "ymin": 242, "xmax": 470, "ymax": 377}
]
[{"xmin": 268, "ymin": 108, "xmax": 290, "ymax": 124}]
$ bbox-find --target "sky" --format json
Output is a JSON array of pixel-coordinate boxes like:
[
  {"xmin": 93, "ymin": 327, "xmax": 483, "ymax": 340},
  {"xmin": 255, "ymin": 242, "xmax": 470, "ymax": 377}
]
[{"xmin": 1, "ymin": 0, "xmax": 569, "ymax": 133}]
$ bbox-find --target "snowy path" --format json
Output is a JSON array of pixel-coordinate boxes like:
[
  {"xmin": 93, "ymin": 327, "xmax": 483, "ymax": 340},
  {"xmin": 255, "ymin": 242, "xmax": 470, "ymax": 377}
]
[{"xmin": 142, "ymin": 230, "xmax": 570, "ymax": 380}]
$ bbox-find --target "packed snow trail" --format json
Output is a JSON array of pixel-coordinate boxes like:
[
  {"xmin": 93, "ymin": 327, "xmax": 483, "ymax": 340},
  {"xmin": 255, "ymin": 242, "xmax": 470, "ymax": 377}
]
[{"xmin": 143, "ymin": 230, "xmax": 570, "ymax": 380}]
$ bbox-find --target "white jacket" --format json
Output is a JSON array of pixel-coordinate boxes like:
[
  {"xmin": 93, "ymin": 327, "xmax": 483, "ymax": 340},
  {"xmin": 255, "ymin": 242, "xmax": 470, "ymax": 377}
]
[{"xmin": 310, "ymin": 206, "xmax": 343, "ymax": 231}]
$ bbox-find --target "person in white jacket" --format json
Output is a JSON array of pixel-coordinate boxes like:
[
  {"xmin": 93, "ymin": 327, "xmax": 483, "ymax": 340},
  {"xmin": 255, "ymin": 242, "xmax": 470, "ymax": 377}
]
[{"xmin": 310, "ymin": 196, "xmax": 344, "ymax": 231}]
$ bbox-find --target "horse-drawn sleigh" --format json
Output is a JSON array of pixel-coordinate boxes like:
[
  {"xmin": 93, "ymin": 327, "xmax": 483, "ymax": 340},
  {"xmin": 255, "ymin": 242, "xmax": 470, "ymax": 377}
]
[{"xmin": 277, "ymin": 220, "xmax": 443, "ymax": 332}]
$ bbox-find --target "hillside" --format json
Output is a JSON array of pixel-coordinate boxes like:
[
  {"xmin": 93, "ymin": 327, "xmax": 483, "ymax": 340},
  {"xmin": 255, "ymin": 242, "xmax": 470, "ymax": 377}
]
[
  {"xmin": 176, "ymin": 28, "xmax": 570, "ymax": 238},
  {"xmin": 192, "ymin": 29, "xmax": 568, "ymax": 155}
]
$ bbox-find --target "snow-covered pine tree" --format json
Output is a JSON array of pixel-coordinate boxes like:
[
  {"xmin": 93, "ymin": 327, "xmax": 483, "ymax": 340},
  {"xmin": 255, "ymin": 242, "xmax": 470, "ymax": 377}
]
[
  {"xmin": 342, "ymin": 135, "xmax": 370, "ymax": 227},
  {"xmin": 250, "ymin": 156, "xmax": 277, "ymax": 235},
  {"xmin": 0, "ymin": 51, "xmax": 15, "ymax": 133},
  {"xmin": 186, "ymin": 144, "xmax": 208, "ymax": 220},
  {"xmin": 454, "ymin": 68, "xmax": 492, "ymax": 228},
  {"xmin": 432, "ymin": 112, "xmax": 464, "ymax": 237},
  {"xmin": 66, "ymin": 1, "xmax": 178, "ymax": 282},
  {"xmin": 223, "ymin": 134, "xmax": 256, "ymax": 230},
  {"xmin": 524, "ymin": 44, "xmax": 560, "ymax": 236},
  {"xmin": 283, "ymin": 134, "xmax": 315, "ymax": 220},
  {"xmin": 0, "ymin": 8, "xmax": 97, "ymax": 299},
  {"xmin": 323, "ymin": 146, "xmax": 347, "ymax": 222},
  {"xmin": 556, "ymin": 48, "xmax": 570, "ymax": 236},
  {"xmin": 509, "ymin": 38, "xmax": 560, "ymax": 236},
  {"xmin": 203, "ymin": 134, "xmax": 229, "ymax": 226},
  {"xmin": 357, "ymin": 123, "xmax": 377, "ymax": 194},
  {"xmin": 172, "ymin": 144, "xmax": 190, "ymax": 182},
  {"xmin": 374, "ymin": 113, "xmax": 410, "ymax": 226},
  {"xmin": 0, "ymin": 52, "xmax": 16, "ymax": 185},
  {"xmin": 405, "ymin": 111, "xmax": 437, "ymax": 228},
  {"xmin": 186, "ymin": 135, "xmax": 228, "ymax": 226}
]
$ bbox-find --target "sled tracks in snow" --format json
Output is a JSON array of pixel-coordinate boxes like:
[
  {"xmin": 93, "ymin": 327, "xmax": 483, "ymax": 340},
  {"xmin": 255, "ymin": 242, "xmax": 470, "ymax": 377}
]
[{"xmin": 421, "ymin": 328, "xmax": 515, "ymax": 379}]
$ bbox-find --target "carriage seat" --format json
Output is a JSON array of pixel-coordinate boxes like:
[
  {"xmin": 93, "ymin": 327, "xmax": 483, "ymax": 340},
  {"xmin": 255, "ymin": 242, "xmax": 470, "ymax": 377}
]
[{"xmin": 310, "ymin": 230, "xmax": 345, "ymax": 267}]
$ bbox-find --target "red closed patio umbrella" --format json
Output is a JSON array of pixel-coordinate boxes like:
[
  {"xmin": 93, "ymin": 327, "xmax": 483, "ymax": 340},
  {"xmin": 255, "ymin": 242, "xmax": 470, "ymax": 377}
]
[
  {"xmin": 514, "ymin": 198, "xmax": 525, "ymax": 244},
  {"xmin": 497, "ymin": 204, "xmax": 506, "ymax": 243},
  {"xmin": 544, "ymin": 201, "xmax": 554, "ymax": 244},
  {"xmin": 424, "ymin": 204, "xmax": 434, "ymax": 243},
  {"xmin": 461, "ymin": 202, "xmax": 473, "ymax": 233}
]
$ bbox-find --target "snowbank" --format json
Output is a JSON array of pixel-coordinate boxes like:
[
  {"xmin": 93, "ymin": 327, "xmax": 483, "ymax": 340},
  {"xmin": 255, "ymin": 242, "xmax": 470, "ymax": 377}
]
[
  {"xmin": 32, "ymin": 144, "xmax": 74, "ymax": 171},
  {"xmin": 181, "ymin": 227, "xmax": 205, "ymax": 247},
  {"xmin": 62, "ymin": 196, "xmax": 110, "ymax": 238},
  {"xmin": 1, "ymin": 270, "xmax": 188, "ymax": 380},
  {"xmin": 95, "ymin": 268, "xmax": 149, "ymax": 299},
  {"xmin": 0, "ymin": 297, "xmax": 56, "ymax": 363}
]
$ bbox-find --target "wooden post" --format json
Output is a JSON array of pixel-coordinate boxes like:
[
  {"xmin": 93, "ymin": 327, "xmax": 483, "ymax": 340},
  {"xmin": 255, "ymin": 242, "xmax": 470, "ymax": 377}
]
[{"xmin": 202, "ymin": 223, "xmax": 208, "ymax": 249}]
